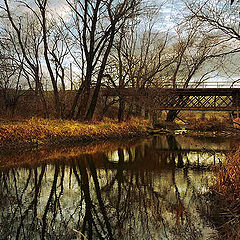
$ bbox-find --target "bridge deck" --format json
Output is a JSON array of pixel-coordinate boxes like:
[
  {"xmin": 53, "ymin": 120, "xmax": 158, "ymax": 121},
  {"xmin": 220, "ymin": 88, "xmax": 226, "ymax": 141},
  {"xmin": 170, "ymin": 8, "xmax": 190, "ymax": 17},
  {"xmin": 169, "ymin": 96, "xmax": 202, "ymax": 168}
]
[{"xmin": 102, "ymin": 88, "xmax": 240, "ymax": 111}]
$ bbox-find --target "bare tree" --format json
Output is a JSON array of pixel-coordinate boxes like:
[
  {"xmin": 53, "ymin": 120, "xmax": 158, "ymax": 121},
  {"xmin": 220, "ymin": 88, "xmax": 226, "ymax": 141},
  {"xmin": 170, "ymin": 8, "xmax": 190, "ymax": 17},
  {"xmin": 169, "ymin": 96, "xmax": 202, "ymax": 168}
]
[
  {"xmin": 102, "ymin": 8, "xmax": 175, "ymax": 121},
  {"xmin": 165, "ymin": 25, "xmax": 218, "ymax": 121},
  {"xmin": 184, "ymin": 0, "xmax": 240, "ymax": 84},
  {"xmin": 162, "ymin": 16, "xmax": 240, "ymax": 122},
  {"xmin": 0, "ymin": 3, "xmax": 50, "ymax": 116},
  {"xmin": 1, "ymin": 0, "xmax": 72, "ymax": 118},
  {"xmin": 159, "ymin": 0, "xmax": 240, "ymax": 122},
  {"xmin": 0, "ymin": 36, "xmax": 23, "ymax": 116},
  {"xmin": 66, "ymin": 0, "xmax": 143, "ymax": 121}
]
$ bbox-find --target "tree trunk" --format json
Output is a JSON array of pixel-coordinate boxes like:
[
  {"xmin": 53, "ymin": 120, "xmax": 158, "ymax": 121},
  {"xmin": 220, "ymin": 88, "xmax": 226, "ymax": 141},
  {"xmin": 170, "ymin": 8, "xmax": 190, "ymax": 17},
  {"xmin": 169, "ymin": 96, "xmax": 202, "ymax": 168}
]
[
  {"xmin": 85, "ymin": 25, "xmax": 115, "ymax": 121},
  {"xmin": 75, "ymin": 86, "xmax": 90, "ymax": 120},
  {"xmin": 166, "ymin": 110, "xmax": 180, "ymax": 122},
  {"xmin": 85, "ymin": 81, "xmax": 100, "ymax": 121},
  {"xmin": 41, "ymin": 4, "xmax": 61, "ymax": 118},
  {"xmin": 70, "ymin": 60, "xmax": 93, "ymax": 119},
  {"xmin": 118, "ymin": 97, "xmax": 125, "ymax": 122}
]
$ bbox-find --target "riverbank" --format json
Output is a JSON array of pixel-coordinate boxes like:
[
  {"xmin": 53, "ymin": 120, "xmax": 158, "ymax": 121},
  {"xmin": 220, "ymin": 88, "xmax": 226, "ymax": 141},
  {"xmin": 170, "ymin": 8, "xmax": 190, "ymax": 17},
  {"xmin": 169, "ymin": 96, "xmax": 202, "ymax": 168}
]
[
  {"xmin": 0, "ymin": 118, "xmax": 151, "ymax": 150},
  {"xmin": 182, "ymin": 116, "xmax": 240, "ymax": 137},
  {"xmin": 1, "ymin": 116, "xmax": 240, "ymax": 239},
  {"xmin": 1, "ymin": 115, "xmax": 240, "ymax": 151}
]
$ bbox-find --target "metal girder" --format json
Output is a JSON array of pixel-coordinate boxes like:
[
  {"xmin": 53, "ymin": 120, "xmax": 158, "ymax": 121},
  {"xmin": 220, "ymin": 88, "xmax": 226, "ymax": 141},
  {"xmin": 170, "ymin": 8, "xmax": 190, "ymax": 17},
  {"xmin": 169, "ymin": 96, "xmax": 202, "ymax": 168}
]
[
  {"xmin": 102, "ymin": 87, "xmax": 240, "ymax": 111},
  {"xmin": 152, "ymin": 94, "xmax": 236, "ymax": 111}
]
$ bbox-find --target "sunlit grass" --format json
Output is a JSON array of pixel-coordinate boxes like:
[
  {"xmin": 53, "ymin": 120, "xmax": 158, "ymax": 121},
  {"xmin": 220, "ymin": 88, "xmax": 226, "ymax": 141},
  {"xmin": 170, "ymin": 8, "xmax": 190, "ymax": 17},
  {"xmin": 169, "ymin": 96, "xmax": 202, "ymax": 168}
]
[{"xmin": 0, "ymin": 117, "xmax": 150, "ymax": 146}]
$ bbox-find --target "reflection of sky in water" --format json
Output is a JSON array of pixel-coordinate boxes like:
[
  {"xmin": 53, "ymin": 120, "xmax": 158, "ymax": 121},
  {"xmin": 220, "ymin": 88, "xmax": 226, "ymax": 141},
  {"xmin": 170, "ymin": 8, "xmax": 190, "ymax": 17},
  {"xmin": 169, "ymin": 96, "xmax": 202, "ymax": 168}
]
[
  {"xmin": 0, "ymin": 134, "xmax": 234, "ymax": 239},
  {"xmin": 0, "ymin": 165, "xmax": 218, "ymax": 239}
]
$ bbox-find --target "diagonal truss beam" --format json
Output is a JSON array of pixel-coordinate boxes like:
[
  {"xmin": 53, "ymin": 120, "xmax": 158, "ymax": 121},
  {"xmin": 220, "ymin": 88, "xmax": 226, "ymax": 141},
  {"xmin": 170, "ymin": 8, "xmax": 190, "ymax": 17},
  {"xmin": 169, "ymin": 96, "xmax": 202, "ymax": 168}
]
[{"xmin": 102, "ymin": 88, "xmax": 240, "ymax": 111}]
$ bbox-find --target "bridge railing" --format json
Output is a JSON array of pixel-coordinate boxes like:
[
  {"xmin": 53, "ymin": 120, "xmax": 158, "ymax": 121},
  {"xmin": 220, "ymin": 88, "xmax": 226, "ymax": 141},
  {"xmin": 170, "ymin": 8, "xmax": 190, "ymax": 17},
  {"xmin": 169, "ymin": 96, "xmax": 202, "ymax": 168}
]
[{"xmin": 161, "ymin": 81, "xmax": 240, "ymax": 88}]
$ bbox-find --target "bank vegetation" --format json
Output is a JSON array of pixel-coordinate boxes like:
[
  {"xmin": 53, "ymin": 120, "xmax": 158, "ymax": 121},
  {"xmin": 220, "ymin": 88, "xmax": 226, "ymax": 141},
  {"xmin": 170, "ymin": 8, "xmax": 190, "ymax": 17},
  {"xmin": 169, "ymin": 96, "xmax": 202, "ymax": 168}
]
[
  {"xmin": 0, "ymin": 118, "xmax": 150, "ymax": 150},
  {"xmin": 211, "ymin": 148, "xmax": 240, "ymax": 239}
]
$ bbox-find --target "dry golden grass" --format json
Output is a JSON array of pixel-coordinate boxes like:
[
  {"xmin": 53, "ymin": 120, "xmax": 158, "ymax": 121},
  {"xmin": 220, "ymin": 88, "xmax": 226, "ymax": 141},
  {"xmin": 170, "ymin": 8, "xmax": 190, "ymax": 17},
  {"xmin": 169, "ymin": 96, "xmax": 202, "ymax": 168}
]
[
  {"xmin": 179, "ymin": 111, "xmax": 229, "ymax": 121},
  {"xmin": 0, "ymin": 117, "xmax": 151, "ymax": 147},
  {"xmin": 215, "ymin": 149, "xmax": 240, "ymax": 201},
  {"xmin": 187, "ymin": 116, "xmax": 230, "ymax": 132},
  {"xmin": 212, "ymin": 149, "xmax": 240, "ymax": 239}
]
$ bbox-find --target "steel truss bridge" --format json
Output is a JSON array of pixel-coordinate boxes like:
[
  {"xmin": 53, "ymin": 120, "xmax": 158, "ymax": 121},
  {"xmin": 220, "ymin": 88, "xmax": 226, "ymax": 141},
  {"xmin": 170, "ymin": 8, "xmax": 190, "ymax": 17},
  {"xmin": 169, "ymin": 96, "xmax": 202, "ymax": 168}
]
[{"xmin": 103, "ymin": 86, "xmax": 240, "ymax": 111}]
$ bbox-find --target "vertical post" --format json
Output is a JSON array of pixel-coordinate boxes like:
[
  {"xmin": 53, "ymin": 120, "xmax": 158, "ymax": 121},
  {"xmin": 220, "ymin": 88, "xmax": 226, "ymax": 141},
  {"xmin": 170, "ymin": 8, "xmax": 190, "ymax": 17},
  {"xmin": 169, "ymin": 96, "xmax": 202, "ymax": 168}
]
[
  {"xmin": 197, "ymin": 153, "xmax": 199, "ymax": 168},
  {"xmin": 173, "ymin": 79, "xmax": 176, "ymax": 89},
  {"xmin": 237, "ymin": 92, "xmax": 240, "ymax": 118},
  {"xmin": 70, "ymin": 63, "xmax": 73, "ymax": 91}
]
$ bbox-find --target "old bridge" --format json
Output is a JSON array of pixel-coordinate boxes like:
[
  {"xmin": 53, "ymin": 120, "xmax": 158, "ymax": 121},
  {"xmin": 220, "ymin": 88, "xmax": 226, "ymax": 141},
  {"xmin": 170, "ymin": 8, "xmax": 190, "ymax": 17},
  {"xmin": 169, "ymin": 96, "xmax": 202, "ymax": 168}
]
[{"xmin": 103, "ymin": 83, "xmax": 240, "ymax": 111}]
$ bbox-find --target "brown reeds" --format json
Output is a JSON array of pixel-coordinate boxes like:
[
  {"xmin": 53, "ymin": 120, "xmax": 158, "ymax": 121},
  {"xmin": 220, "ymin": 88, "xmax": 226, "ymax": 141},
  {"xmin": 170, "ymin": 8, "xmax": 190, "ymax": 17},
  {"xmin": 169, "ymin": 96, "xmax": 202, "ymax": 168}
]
[
  {"xmin": 189, "ymin": 116, "xmax": 229, "ymax": 132},
  {"xmin": 212, "ymin": 149, "xmax": 240, "ymax": 239}
]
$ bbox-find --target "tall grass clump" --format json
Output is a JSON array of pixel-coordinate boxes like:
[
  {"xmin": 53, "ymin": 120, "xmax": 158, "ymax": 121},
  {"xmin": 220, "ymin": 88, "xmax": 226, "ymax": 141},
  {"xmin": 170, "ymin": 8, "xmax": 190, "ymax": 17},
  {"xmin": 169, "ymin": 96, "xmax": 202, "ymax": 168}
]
[
  {"xmin": 189, "ymin": 116, "xmax": 230, "ymax": 132},
  {"xmin": 213, "ymin": 149, "xmax": 240, "ymax": 239},
  {"xmin": 0, "ymin": 117, "xmax": 150, "ymax": 147},
  {"xmin": 216, "ymin": 150, "xmax": 240, "ymax": 200}
]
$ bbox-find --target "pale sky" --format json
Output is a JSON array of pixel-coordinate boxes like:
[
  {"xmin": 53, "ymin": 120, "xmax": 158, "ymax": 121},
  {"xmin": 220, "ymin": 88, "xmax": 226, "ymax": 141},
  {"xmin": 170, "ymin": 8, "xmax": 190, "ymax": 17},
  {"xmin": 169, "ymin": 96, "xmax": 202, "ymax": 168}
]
[{"xmin": 1, "ymin": 0, "xmax": 239, "ymax": 87}]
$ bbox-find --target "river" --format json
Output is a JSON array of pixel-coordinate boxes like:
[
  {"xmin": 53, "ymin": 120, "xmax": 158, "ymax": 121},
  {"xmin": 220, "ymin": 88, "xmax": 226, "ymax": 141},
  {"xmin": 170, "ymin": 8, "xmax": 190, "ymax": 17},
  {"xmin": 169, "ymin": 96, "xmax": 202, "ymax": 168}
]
[{"xmin": 0, "ymin": 134, "xmax": 237, "ymax": 240}]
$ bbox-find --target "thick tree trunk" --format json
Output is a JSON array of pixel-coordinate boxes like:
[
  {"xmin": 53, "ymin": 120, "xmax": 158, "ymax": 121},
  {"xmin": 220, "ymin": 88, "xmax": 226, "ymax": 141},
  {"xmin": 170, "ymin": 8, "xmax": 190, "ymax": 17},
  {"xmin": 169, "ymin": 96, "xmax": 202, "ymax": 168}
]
[
  {"xmin": 85, "ymin": 81, "xmax": 100, "ymax": 121},
  {"xmin": 41, "ymin": 5, "xmax": 61, "ymax": 118},
  {"xmin": 70, "ymin": 62, "xmax": 92, "ymax": 119},
  {"xmin": 76, "ymin": 86, "xmax": 90, "ymax": 120},
  {"xmin": 85, "ymin": 26, "xmax": 115, "ymax": 121},
  {"xmin": 118, "ymin": 97, "xmax": 125, "ymax": 122},
  {"xmin": 166, "ymin": 110, "xmax": 180, "ymax": 122}
]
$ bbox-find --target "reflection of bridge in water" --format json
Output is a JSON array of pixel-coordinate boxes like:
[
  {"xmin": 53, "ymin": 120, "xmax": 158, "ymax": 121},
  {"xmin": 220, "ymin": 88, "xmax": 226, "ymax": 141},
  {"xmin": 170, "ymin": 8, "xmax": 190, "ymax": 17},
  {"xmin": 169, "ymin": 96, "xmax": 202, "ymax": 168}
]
[
  {"xmin": 0, "ymin": 135, "xmax": 230, "ymax": 172},
  {"xmin": 98, "ymin": 135, "xmax": 229, "ymax": 171},
  {"xmin": 153, "ymin": 148, "xmax": 228, "ymax": 154},
  {"xmin": 103, "ymin": 87, "xmax": 240, "ymax": 111}
]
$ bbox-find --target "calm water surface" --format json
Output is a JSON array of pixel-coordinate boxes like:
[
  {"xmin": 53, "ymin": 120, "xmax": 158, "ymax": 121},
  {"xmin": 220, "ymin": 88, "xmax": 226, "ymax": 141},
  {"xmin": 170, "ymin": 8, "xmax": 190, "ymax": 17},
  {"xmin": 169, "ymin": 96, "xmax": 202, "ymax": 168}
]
[{"xmin": 0, "ymin": 135, "xmax": 236, "ymax": 240}]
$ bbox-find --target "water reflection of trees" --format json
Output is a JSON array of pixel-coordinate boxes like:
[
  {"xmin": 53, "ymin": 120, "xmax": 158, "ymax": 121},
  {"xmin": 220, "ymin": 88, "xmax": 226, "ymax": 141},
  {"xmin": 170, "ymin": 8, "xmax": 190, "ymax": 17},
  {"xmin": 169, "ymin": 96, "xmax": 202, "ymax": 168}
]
[{"xmin": 0, "ymin": 138, "xmax": 218, "ymax": 240}]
